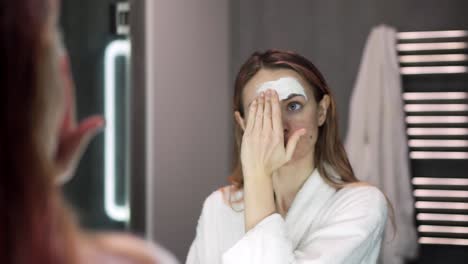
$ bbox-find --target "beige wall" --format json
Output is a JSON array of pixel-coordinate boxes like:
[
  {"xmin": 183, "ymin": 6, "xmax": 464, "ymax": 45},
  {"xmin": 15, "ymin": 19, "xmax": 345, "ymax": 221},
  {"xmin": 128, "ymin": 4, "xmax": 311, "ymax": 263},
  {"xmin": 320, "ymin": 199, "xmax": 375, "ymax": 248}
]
[{"xmin": 144, "ymin": 0, "xmax": 231, "ymax": 261}]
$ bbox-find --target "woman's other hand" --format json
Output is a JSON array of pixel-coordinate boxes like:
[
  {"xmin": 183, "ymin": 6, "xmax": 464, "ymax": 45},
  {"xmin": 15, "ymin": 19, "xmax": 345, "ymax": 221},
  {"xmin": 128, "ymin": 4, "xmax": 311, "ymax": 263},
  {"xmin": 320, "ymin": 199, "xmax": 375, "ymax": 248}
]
[{"xmin": 54, "ymin": 54, "xmax": 105, "ymax": 184}]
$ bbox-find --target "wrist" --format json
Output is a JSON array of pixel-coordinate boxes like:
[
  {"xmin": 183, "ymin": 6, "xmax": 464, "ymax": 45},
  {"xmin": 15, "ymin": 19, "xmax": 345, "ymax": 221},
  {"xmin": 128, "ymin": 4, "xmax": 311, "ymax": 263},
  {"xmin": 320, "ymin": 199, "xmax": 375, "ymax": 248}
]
[
  {"xmin": 243, "ymin": 171, "xmax": 276, "ymax": 232},
  {"xmin": 242, "ymin": 165, "xmax": 271, "ymax": 179}
]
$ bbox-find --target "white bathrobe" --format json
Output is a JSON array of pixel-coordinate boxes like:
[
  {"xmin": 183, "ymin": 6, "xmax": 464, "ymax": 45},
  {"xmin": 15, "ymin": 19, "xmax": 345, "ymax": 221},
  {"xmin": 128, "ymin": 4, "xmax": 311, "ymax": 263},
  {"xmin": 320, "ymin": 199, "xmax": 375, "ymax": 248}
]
[
  {"xmin": 186, "ymin": 168, "xmax": 387, "ymax": 264},
  {"xmin": 345, "ymin": 25, "xmax": 419, "ymax": 264}
]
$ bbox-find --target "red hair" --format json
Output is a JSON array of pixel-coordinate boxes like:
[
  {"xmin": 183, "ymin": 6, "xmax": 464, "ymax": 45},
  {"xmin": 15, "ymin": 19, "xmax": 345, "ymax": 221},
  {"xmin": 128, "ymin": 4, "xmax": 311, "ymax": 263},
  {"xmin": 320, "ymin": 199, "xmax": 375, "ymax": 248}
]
[
  {"xmin": 0, "ymin": 1, "xmax": 162, "ymax": 263},
  {"xmin": 0, "ymin": 0, "xmax": 78, "ymax": 263}
]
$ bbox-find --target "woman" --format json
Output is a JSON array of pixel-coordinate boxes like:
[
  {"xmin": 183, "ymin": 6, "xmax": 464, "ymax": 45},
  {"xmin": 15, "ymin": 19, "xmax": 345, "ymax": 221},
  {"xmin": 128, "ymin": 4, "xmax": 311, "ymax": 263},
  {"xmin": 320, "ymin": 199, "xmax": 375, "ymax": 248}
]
[
  {"xmin": 186, "ymin": 50, "xmax": 388, "ymax": 264},
  {"xmin": 0, "ymin": 0, "xmax": 178, "ymax": 263}
]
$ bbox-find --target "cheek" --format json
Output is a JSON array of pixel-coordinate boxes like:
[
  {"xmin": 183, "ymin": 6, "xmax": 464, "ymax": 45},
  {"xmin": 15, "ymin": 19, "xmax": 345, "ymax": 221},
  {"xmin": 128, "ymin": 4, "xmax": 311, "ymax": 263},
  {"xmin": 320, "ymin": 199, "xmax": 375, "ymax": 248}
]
[
  {"xmin": 285, "ymin": 110, "xmax": 320, "ymax": 157},
  {"xmin": 294, "ymin": 121, "xmax": 318, "ymax": 146},
  {"xmin": 287, "ymin": 109, "xmax": 319, "ymax": 139}
]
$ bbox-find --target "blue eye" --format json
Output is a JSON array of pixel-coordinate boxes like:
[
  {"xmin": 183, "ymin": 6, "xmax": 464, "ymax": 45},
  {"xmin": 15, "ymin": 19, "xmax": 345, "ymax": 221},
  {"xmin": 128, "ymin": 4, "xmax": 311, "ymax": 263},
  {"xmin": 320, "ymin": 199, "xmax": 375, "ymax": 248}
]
[{"xmin": 287, "ymin": 102, "xmax": 302, "ymax": 112}]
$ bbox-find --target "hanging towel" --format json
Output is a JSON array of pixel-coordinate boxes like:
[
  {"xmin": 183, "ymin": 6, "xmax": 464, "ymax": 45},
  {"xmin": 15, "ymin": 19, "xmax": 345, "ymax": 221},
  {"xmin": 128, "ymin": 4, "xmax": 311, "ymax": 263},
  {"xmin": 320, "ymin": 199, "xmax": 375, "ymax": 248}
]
[{"xmin": 345, "ymin": 24, "xmax": 419, "ymax": 264}]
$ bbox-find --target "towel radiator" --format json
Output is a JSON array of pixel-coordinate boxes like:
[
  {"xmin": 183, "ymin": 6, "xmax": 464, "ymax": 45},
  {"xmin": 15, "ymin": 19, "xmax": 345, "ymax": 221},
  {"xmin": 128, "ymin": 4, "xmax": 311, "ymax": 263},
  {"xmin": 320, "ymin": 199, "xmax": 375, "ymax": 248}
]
[{"xmin": 398, "ymin": 30, "xmax": 468, "ymax": 248}]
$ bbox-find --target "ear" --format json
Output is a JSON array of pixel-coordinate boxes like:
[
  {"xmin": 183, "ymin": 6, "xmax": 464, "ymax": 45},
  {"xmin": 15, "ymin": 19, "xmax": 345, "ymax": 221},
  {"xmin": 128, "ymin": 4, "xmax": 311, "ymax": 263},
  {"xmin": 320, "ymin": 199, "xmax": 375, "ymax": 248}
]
[
  {"xmin": 318, "ymin": 95, "xmax": 330, "ymax": 127},
  {"xmin": 234, "ymin": 111, "xmax": 246, "ymax": 131}
]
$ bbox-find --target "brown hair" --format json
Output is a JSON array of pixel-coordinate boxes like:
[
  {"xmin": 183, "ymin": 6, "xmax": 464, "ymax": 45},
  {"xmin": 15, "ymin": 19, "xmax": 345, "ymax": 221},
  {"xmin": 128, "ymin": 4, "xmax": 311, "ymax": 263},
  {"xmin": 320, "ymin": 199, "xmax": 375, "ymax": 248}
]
[
  {"xmin": 229, "ymin": 49, "xmax": 359, "ymax": 190},
  {"xmin": 0, "ymin": 1, "xmax": 158, "ymax": 263}
]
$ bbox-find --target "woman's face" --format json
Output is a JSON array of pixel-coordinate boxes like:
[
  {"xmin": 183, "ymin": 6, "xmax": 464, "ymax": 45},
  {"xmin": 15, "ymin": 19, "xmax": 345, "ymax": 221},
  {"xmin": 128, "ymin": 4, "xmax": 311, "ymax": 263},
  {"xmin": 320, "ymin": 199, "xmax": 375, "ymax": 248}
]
[{"xmin": 238, "ymin": 68, "xmax": 329, "ymax": 163}]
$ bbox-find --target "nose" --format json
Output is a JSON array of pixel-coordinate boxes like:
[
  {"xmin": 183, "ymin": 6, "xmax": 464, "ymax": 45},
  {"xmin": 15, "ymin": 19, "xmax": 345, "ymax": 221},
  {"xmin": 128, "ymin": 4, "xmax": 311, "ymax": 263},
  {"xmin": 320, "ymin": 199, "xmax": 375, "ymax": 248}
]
[{"xmin": 282, "ymin": 118, "xmax": 289, "ymax": 136}]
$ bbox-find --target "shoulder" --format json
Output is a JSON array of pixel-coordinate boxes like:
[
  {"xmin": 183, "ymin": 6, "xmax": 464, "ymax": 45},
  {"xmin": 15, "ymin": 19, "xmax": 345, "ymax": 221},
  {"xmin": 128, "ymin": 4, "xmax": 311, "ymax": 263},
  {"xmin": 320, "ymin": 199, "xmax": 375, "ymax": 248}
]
[
  {"xmin": 195, "ymin": 185, "xmax": 244, "ymax": 230},
  {"xmin": 328, "ymin": 184, "xmax": 388, "ymax": 226},
  {"xmin": 337, "ymin": 183, "xmax": 387, "ymax": 206},
  {"xmin": 201, "ymin": 185, "xmax": 242, "ymax": 212},
  {"xmin": 146, "ymin": 240, "xmax": 180, "ymax": 264},
  {"xmin": 200, "ymin": 187, "xmax": 225, "ymax": 212},
  {"xmin": 83, "ymin": 232, "xmax": 179, "ymax": 264}
]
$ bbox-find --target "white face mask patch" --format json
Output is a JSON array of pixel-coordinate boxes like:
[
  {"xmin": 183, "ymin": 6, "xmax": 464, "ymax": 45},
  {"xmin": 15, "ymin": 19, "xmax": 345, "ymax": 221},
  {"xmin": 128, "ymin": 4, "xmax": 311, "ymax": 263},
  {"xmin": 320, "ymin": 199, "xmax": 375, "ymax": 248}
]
[{"xmin": 256, "ymin": 77, "xmax": 308, "ymax": 101}]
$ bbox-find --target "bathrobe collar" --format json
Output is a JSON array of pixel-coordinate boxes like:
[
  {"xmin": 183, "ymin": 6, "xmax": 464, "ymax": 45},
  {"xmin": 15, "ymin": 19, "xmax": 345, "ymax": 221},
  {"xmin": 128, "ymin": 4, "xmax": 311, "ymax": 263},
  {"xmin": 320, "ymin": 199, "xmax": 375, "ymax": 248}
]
[{"xmin": 284, "ymin": 168, "xmax": 337, "ymax": 249}]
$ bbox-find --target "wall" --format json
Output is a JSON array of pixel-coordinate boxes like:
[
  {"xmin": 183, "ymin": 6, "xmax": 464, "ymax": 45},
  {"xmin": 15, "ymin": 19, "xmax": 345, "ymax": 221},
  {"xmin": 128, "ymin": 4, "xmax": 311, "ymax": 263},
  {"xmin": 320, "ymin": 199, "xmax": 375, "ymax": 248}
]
[
  {"xmin": 143, "ymin": 0, "xmax": 231, "ymax": 261},
  {"xmin": 231, "ymin": 0, "xmax": 468, "ymax": 138}
]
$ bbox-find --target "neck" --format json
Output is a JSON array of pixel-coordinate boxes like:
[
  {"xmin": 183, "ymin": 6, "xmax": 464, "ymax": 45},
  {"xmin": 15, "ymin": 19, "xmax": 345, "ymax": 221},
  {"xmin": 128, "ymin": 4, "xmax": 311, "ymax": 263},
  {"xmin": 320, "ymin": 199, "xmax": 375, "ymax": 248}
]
[{"xmin": 272, "ymin": 151, "xmax": 315, "ymax": 217}]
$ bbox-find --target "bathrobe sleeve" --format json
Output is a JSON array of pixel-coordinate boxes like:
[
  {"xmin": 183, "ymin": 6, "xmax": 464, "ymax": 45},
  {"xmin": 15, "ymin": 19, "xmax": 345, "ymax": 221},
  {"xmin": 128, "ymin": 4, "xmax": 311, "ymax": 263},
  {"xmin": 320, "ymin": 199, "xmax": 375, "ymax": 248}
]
[
  {"xmin": 186, "ymin": 192, "xmax": 220, "ymax": 264},
  {"xmin": 222, "ymin": 187, "xmax": 388, "ymax": 264},
  {"xmin": 186, "ymin": 201, "xmax": 207, "ymax": 264},
  {"xmin": 186, "ymin": 228, "xmax": 202, "ymax": 264},
  {"xmin": 148, "ymin": 241, "xmax": 180, "ymax": 264}
]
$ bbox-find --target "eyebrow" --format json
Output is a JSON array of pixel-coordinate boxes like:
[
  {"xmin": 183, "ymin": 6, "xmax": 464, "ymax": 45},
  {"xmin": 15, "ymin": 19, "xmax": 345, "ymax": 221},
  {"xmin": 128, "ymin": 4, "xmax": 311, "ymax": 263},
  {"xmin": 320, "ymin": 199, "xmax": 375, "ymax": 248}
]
[{"xmin": 246, "ymin": 94, "xmax": 305, "ymax": 108}]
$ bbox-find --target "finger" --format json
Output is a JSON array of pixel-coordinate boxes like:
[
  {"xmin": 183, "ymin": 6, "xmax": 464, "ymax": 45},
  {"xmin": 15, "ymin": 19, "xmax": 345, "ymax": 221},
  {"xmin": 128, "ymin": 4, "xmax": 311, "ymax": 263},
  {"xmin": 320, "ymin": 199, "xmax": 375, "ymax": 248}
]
[
  {"xmin": 55, "ymin": 116, "xmax": 105, "ymax": 168},
  {"xmin": 285, "ymin": 128, "xmax": 306, "ymax": 161},
  {"xmin": 59, "ymin": 53, "xmax": 77, "ymax": 132},
  {"xmin": 271, "ymin": 90, "xmax": 283, "ymax": 134},
  {"xmin": 55, "ymin": 128, "xmax": 100, "ymax": 184},
  {"xmin": 263, "ymin": 90, "xmax": 272, "ymax": 132},
  {"xmin": 76, "ymin": 115, "xmax": 105, "ymax": 135},
  {"xmin": 55, "ymin": 128, "xmax": 96, "ymax": 184},
  {"xmin": 254, "ymin": 92, "xmax": 265, "ymax": 133},
  {"xmin": 245, "ymin": 99, "xmax": 257, "ymax": 134},
  {"xmin": 234, "ymin": 111, "xmax": 246, "ymax": 131}
]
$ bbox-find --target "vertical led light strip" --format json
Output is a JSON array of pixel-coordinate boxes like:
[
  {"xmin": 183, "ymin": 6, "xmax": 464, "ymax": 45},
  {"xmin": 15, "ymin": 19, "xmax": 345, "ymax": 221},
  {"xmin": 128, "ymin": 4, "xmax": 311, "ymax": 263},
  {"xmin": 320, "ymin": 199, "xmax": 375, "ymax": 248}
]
[
  {"xmin": 145, "ymin": 0, "xmax": 155, "ymax": 240},
  {"xmin": 104, "ymin": 39, "xmax": 130, "ymax": 222}
]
